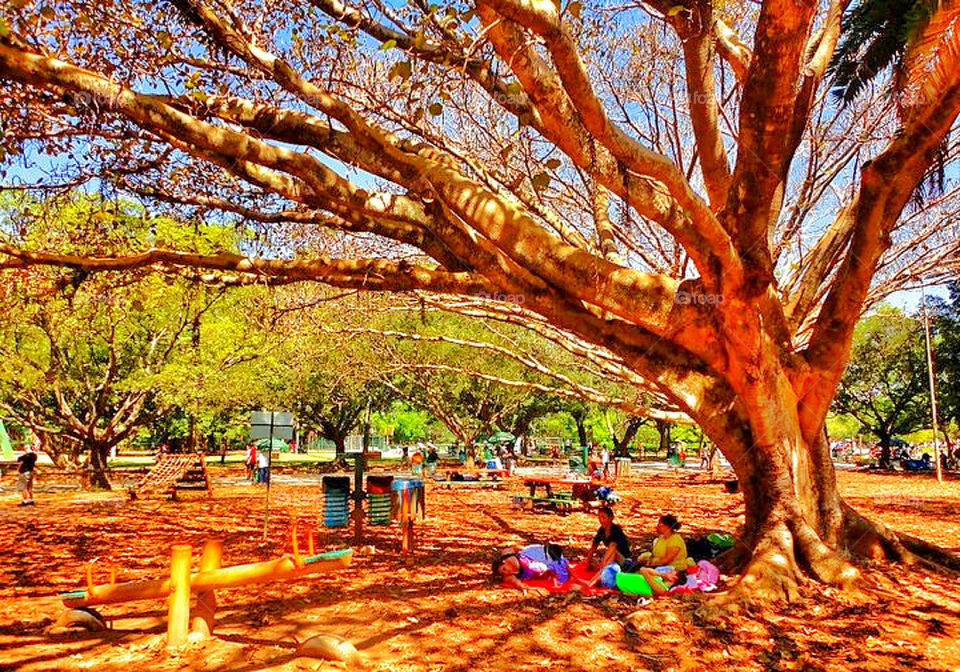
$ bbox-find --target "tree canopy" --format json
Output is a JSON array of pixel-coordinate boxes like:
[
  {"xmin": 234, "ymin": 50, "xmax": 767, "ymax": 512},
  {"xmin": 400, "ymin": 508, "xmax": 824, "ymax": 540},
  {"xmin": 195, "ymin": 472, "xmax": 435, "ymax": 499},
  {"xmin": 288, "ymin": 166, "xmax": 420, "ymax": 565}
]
[{"xmin": 833, "ymin": 306, "xmax": 930, "ymax": 465}]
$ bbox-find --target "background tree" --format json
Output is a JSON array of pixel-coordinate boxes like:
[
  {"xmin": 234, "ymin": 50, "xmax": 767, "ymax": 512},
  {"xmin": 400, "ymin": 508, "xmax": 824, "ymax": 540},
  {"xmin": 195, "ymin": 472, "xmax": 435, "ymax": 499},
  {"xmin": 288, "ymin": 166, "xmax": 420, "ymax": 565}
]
[
  {"xmin": 266, "ymin": 342, "xmax": 394, "ymax": 458},
  {"xmin": 0, "ymin": 195, "xmax": 202, "ymax": 486},
  {"xmin": 932, "ymin": 281, "xmax": 960, "ymax": 454},
  {"xmin": 0, "ymin": 193, "xmax": 270, "ymax": 485},
  {"xmin": 501, "ymin": 395, "xmax": 561, "ymax": 454},
  {"xmin": 833, "ymin": 307, "xmax": 930, "ymax": 467},
  {"xmin": 372, "ymin": 401, "xmax": 441, "ymax": 446}
]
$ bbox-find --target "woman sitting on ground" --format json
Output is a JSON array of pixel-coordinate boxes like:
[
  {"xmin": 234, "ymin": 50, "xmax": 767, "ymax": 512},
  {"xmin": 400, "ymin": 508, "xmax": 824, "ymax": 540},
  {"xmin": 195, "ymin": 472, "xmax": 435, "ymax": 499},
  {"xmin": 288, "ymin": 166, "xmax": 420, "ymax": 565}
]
[
  {"xmin": 637, "ymin": 514, "xmax": 689, "ymax": 572},
  {"xmin": 580, "ymin": 506, "xmax": 632, "ymax": 587},
  {"xmin": 492, "ymin": 543, "xmax": 570, "ymax": 593}
]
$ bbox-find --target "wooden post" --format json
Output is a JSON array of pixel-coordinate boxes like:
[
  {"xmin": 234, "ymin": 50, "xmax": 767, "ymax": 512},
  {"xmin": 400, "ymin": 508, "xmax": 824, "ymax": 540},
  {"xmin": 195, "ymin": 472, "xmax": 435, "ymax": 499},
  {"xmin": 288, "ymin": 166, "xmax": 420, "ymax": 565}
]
[
  {"xmin": 167, "ymin": 544, "xmax": 192, "ymax": 648},
  {"xmin": 192, "ymin": 540, "xmax": 222, "ymax": 638},
  {"xmin": 400, "ymin": 489, "xmax": 414, "ymax": 559}
]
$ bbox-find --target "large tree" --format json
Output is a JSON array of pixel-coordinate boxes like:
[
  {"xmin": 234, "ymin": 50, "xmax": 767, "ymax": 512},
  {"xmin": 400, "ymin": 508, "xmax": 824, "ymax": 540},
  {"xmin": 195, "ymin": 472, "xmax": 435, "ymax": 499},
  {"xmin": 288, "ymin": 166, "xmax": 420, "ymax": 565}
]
[
  {"xmin": 0, "ymin": 196, "xmax": 206, "ymax": 487},
  {"xmin": 0, "ymin": 193, "xmax": 274, "ymax": 485},
  {"xmin": 266, "ymin": 342, "xmax": 394, "ymax": 457},
  {"xmin": 2, "ymin": 0, "xmax": 960, "ymax": 599}
]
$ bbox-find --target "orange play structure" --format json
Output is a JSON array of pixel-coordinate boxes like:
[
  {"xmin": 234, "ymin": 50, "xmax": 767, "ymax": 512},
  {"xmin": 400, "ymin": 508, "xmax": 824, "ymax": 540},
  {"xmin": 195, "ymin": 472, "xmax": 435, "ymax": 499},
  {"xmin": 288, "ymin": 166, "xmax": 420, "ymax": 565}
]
[{"xmin": 59, "ymin": 525, "xmax": 352, "ymax": 646}]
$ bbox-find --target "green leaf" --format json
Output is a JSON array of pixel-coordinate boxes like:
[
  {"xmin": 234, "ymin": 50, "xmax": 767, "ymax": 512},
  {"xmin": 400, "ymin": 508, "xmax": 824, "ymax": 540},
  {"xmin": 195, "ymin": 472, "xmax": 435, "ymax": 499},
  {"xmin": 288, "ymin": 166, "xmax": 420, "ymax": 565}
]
[
  {"xmin": 0, "ymin": 20, "xmax": 8, "ymax": 39},
  {"xmin": 667, "ymin": 5, "xmax": 685, "ymax": 16},
  {"xmin": 379, "ymin": 39, "xmax": 397, "ymax": 51},
  {"xmin": 545, "ymin": 158, "xmax": 562, "ymax": 170}
]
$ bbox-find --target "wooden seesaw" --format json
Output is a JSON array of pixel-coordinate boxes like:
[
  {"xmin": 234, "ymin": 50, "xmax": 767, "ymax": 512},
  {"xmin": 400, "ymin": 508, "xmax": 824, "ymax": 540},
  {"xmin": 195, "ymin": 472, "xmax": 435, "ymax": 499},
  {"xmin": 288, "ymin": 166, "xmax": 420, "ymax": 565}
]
[{"xmin": 57, "ymin": 523, "xmax": 352, "ymax": 647}]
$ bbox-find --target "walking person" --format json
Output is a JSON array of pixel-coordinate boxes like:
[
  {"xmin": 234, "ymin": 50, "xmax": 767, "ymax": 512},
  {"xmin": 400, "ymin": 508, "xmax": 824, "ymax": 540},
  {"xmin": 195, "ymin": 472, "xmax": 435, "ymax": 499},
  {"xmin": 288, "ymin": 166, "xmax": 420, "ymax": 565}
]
[
  {"xmin": 245, "ymin": 444, "xmax": 257, "ymax": 482},
  {"xmin": 17, "ymin": 444, "xmax": 38, "ymax": 506}
]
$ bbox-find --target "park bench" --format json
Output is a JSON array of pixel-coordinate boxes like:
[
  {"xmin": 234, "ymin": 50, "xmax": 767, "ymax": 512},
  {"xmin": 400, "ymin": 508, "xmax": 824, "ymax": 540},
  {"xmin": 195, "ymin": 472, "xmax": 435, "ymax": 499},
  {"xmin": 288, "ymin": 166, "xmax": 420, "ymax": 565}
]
[
  {"xmin": 512, "ymin": 493, "xmax": 575, "ymax": 514},
  {"xmin": 434, "ymin": 479, "xmax": 505, "ymax": 490}
]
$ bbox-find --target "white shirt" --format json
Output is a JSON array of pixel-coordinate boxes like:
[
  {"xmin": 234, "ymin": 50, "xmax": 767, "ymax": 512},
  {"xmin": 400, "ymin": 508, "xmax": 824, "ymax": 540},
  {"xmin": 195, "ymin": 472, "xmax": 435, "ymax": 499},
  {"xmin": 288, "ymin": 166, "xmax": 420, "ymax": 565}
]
[{"xmin": 257, "ymin": 451, "xmax": 270, "ymax": 468}]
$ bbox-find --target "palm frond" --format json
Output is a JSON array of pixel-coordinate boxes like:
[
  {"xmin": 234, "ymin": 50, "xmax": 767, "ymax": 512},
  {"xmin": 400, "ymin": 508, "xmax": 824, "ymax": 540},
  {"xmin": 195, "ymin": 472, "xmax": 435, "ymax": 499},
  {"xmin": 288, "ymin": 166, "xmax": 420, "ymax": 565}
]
[
  {"xmin": 900, "ymin": 2, "xmax": 960, "ymax": 206},
  {"xmin": 828, "ymin": 0, "xmax": 922, "ymax": 104}
]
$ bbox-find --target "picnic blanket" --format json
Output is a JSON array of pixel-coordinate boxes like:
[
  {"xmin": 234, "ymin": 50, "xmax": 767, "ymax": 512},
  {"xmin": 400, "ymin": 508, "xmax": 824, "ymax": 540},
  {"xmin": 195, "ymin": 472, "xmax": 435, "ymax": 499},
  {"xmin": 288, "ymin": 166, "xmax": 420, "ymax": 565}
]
[
  {"xmin": 502, "ymin": 560, "xmax": 719, "ymax": 597},
  {"xmin": 500, "ymin": 561, "xmax": 615, "ymax": 595}
]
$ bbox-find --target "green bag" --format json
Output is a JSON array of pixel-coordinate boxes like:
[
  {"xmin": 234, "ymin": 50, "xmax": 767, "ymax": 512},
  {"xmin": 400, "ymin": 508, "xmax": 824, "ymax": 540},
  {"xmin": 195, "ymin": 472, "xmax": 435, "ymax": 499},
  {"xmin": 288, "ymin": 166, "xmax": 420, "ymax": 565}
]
[{"xmin": 707, "ymin": 532, "xmax": 735, "ymax": 549}]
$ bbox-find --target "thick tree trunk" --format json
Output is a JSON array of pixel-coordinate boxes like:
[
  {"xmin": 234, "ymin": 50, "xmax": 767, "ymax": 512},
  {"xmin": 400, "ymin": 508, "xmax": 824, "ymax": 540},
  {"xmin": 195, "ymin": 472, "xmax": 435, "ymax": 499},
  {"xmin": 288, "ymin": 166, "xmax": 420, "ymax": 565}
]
[
  {"xmin": 333, "ymin": 434, "xmax": 347, "ymax": 458},
  {"xmin": 877, "ymin": 433, "xmax": 893, "ymax": 469},
  {"xmin": 614, "ymin": 418, "xmax": 643, "ymax": 457},
  {"xmin": 709, "ymin": 373, "xmax": 933, "ymax": 603},
  {"xmin": 656, "ymin": 420, "xmax": 672, "ymax": 457},
  {"xmin": 714, "ymin": 427, "xmax": 861, "ymax": 601},
  {"xmin": 573, "ymin": 415, "xmax": 588, "ymax": 448},
  {"xmin": 87, "ymin": 442, "xmax": 112, "ymax": 490}
]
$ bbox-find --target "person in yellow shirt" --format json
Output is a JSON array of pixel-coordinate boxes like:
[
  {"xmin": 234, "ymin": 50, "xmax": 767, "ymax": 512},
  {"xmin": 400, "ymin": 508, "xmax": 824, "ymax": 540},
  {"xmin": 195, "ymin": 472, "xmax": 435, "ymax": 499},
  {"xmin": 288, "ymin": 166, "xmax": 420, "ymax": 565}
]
[{"xmin": 637, "ymin": 514, "xmax": 688, "ymax": 572}]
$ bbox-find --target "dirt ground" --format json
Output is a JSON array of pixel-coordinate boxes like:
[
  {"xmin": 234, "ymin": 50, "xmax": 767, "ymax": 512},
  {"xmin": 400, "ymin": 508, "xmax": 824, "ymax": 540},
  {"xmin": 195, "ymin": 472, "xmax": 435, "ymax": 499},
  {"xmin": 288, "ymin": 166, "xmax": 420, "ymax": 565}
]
[{"xmin": 1, "ymin": 465, "xmax": 959, "ymax": 672}]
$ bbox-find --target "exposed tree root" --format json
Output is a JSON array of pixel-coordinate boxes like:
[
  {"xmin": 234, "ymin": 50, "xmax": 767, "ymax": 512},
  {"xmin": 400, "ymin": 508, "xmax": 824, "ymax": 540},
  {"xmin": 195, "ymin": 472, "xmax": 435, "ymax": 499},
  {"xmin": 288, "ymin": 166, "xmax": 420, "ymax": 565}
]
[
  {"xmin": 841, "ymin": 504, "xmax": 960, "ymax": 576},
  {"xmin": 704, "ymin": 521, "xmax": 804, "ymax": 613},
  {"xmin": 704, "ymin": 503, "xmax": 960, "ymax": 617},
  {"xmin": 786, "ymin": 512, "xmax": 859, "ymax": 586},
  {"xmin": 897, "ymin": 534, "xmax": 960, "ymax": 574}
]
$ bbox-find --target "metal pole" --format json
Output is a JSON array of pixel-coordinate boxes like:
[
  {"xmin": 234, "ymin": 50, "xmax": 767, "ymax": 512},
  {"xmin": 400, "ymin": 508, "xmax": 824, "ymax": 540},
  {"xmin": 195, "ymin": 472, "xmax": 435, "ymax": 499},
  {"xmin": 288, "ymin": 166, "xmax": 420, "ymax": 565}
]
[
  {"xmin": 263, "ymin": 413, "xmax": 275, "ymax": 541},
  {"xmin": 353, "ymin": 453, "xmax": 365, "ymax": 546},
  {"xmin": 920, "ymin": 284, "xmax": 943, "ymax": 484}
]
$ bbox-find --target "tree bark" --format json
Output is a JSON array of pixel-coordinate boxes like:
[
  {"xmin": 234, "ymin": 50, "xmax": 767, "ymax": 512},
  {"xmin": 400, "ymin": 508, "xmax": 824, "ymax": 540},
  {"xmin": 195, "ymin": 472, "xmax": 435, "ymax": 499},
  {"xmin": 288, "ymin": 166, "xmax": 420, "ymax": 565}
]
[
  {"xmin": 573, "ymin": 413, "xmax": 588, "ymax": 448},
  {"xmin": 877, "ymin": 433, "xmax": 893, "ymax": 469},
  {"xmin": 704, "ymin": 371, "xmax": 935, "ymax": 603},
  {"xmin": 333, "ymin": 434, "xmax": 347, "ymax": 458},
  {"xmin": 87, "ymin": 442, "xmax": 112, "ymax": 490},
  {"xmin": 656, "ymin": 420, "xmax": 672, "ymax": 457},
  {"xmin": 613, "ymin": 417, "xmax": 643, "ymax": 457}
]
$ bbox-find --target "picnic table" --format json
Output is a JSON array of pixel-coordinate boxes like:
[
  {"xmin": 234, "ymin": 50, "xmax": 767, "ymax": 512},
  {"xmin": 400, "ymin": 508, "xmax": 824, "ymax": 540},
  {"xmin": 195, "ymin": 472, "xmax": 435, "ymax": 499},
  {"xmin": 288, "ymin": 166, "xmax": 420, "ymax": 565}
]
[
  {"xmin": 431, "ymin": 467, "xmax": 510, "ymax": 489},
  {"xmin": 436, "ymin": 466, "xmax": 509, "ymax": 478},
  {"xmin": 522, "ymin": 476, "xmax": 591, "ymax": 497},
  {"xmin": 516, "ymin": 476, "xmax": 605, "ymax": 513}
]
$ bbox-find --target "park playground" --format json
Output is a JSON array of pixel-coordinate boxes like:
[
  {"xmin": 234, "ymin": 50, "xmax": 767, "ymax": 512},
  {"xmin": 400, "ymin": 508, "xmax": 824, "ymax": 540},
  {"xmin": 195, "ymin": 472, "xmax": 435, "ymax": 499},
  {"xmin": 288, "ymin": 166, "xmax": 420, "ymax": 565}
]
[{"xmin": 2, "ymin": 462, "xmax": 959, "ymax": 671}]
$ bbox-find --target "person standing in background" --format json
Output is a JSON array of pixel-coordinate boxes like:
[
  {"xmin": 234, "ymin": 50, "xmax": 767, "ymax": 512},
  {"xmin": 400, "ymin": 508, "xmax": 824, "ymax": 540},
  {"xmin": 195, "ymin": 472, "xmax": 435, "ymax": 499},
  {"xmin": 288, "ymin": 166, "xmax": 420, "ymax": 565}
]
[
  {"xmin": 256, "ymin": 446, "xmax": 270, "ymax": 484},
  {"xmin": 17, "ymin": 444, "xmax": 38, "ymax": 506},
  {"xmin": 245, "ymin": 444, "xmax": 257, "ymax": 481}
]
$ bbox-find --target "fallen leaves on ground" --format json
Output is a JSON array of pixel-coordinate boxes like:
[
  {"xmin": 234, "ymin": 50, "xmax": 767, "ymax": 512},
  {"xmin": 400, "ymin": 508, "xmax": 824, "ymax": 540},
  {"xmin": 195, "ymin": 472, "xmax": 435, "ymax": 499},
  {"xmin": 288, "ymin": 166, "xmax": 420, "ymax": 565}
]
[{"xmin": 1, "ymin": 467, "xmax": 958, "ymax": 671}]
